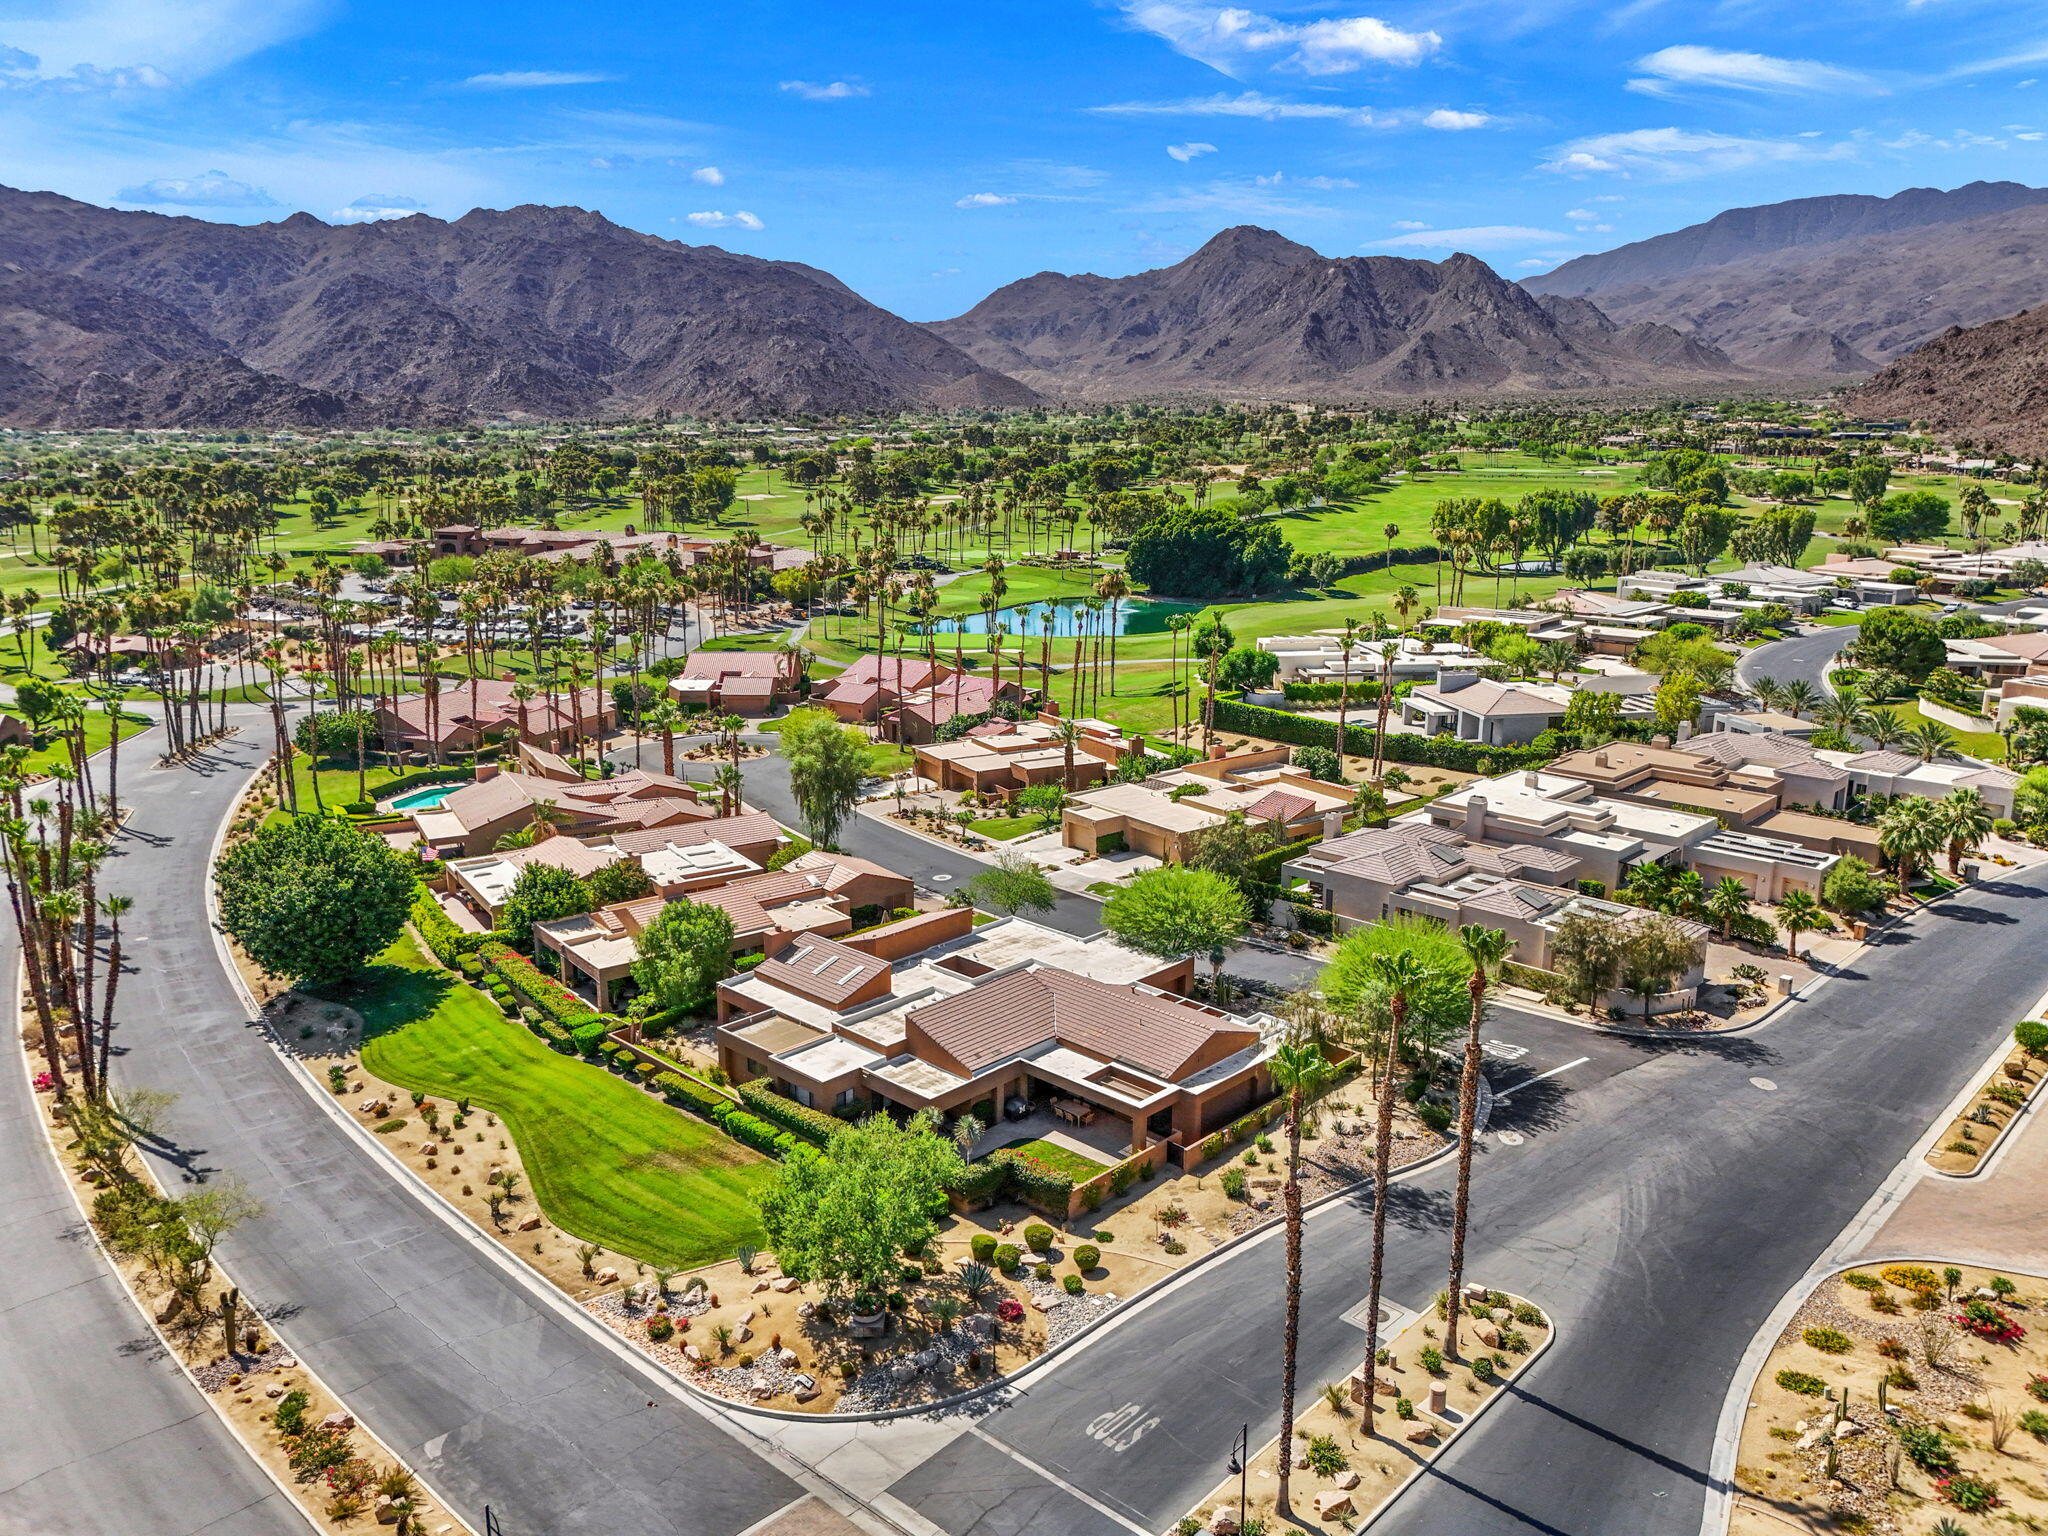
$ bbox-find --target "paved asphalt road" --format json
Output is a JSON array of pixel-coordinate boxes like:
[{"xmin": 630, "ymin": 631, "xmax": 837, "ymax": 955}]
[
  {"xmin": 0, "ymin": 718, "xmax": 305, "ymax": 1536},
  {"xmin": 883, "ymin": 868, "xmax": 2048, "ymax": 1536},
  {"xmin": 1734, "ymin": 622, "xmax": 1854, "ymax": 697},
  {"xmin": 97, "ymin": 720, "xmax": 809, "ymax": 1536}
]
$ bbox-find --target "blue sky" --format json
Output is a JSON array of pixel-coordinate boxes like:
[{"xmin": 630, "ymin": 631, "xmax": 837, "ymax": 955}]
[{"xmin": 2, "ymin": 0, "xmax": 2045, "ymax": 317}]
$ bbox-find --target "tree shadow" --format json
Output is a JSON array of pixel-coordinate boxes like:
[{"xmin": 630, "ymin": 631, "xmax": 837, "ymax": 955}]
[{"xmin": 1485, "ymin": 1077, "xmax": 1574, "ymax": 1137}]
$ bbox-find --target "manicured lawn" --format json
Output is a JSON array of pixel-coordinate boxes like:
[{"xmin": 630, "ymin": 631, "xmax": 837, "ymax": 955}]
[
  {"xmin": 993, "ymin": 1136, "xmax": 1110, "ymax": 1180},
  {"xmin": 1874, "ymin": 699, "xmax": 2008, "ymax": 761},
  {"xmin": 969, "ymin": 815, "xmax": 1042, "ymax": 840},
  {"xmin": 335, "ymin": 932, "xmax": 773, "ymax": 1268}
]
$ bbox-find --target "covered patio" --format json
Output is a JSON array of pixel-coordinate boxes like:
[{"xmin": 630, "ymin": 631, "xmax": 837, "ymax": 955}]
[{"xmin": 969, "ymin": 1110, "xmax": 1132, "ymax": 1168}]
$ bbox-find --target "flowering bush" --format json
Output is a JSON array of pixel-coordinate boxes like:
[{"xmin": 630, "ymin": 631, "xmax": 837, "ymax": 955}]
[
  {"xmin": 647, "ymin": 1316, "xmax": 674, "ymax": 1342},
  {"xmin": 1936, "ymin": 1473, "xmax": 2001, "ymax": 1512},
  {"xmin": 1958, "ymin": 1300, "xmax": 2025, "ymax": 1343},
  {"xmin": 31, "ymin": 1072, "xmax": 55, "ymax": 1093},
  {"xmin": 995, "ymin": 1297, "xmax": 1025, "ymax": 1323}
]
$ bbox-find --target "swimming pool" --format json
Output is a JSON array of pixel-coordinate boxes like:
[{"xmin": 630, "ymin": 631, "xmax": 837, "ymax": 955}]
[
  {"xmin": 390, "ymin": 784, "xmax": 462, "ymax": 812},
  {"xmin": 921, "ymin": 597, "xmax": 1200, "ymax": 639}
]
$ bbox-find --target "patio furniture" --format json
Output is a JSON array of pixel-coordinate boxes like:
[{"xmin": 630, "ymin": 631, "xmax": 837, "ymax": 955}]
[{"xmin": 1052, "ymin": 1098, "xmax": 1097, "ymax": 1126}]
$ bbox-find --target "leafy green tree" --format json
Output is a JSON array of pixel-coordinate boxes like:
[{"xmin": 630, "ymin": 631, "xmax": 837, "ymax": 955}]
[
  {"xmin": 965, "ymin": 854, "xmax": 1057, "ymax": 916},
  {"xmin": 1868, "ymin": 490, "xmax": 1951, "ymax": 544},
  {"xmin": 1319, "ymin": 911, "xmax": 1467, "ymax": 1056},
  {"xmin": 1014, "ymin": 782, "xmax": 1067, "ymax": 830},
  {"xmin": 757, "ymin": 1111, "xmax": 965, "ymax": 1305},
  {"xmin": 1183, "ymin": 810, "xmax": 1277, "ymax": 893},
  {"xmin": 630, "ymin": 898, "xmax": 736, "ymax": 1016},
  {"xmin": 1821, "ymin": 855, "xmax": 1890, "ymax": 915},
  {"xmin": 1101, "ymin": 866, "xmax": 1250, "ymax": 985},
  {"xmin": 292, "ymin": 708, "xmax": 377, "ymax": 763},
  {"xmin": 501, "ymin": 863, "xmax": 593, "ymax": 949},
  {"xmin": 779, "ymin": 707, "xmax": 871, "ymax": 848},
  {"xmin": 1548, "ymin": 909, "xmax": 1626, "ymax": 1013},
  {"xmin": 1291, "ymin": 745, "xmax": 1343, "ymax": 783},
  {"xmin": 214, "ymin": 817, "xmax": 414, "ymax": 982},
  {"xmin": 587, "ymin": 859, "xmax": 656, "ymax": 907},
  {"xmin": 1854, "ymin": 607, "xmax": 1946, "ymax": 681},
  {"xmin": 1617, "ymin": 912, "xmax": 1704, "ymax": 1022},
  {"xmin": 1125, "ymin": 506, "xmax": 1291, "ymax": 596},
  {"xmin": 13, "ymin": 676, "xmax": 64, "ymax": 726}
]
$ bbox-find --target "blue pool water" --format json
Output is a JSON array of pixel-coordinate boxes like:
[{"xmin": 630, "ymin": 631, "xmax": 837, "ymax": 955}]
[
  {"xmin": 922, "ymin": 597, "xmax": 1199, "ymax": 639},
  {"xmin": 391, "ymin": 784, "xmax": 462, "ymax": 812}
]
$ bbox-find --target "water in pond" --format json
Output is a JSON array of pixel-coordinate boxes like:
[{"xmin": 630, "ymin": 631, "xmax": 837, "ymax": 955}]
[{"xmin": 922, "ymin": 597, "xmax": 1199, "ymax": 639}]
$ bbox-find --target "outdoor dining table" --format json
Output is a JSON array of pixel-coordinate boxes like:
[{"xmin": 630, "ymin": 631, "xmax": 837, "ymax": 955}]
[{"xmin": 1052, "ymin": 1098, "xmax": 1096, "ymax": 1125}]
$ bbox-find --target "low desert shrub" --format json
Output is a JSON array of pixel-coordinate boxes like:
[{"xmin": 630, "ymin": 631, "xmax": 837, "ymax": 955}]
[
  {"xmin": 970, "ymin": 1233, "xmax": 998, "ymax": 1264},
  {"xmin": 1775, "ymin": 1370, "xmax": 1828, "ymax": 1396},
  {"xmin": 1073, "ymin": 1244, "xmax": 1100, "ymax": 1271},
  {"xmin": 1023, "ymin": 1223, "xmax": 1055, "ymax": 1253},
  {"xmin": 1802, "ymin": 1326, "xmax": 1854, "ymax": 1354},
  {"xmin": 1062, "ymin": 1274, "xmax": 1084, "ymax": 1296}
]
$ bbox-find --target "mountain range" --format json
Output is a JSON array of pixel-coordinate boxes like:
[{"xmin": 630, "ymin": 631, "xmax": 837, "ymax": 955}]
[
  {"xmin": 927, "ymin": 226, "xmax": 1737, "ymax": 400},
  {"xmin": 1850, "ymin": 307, "xmax": 2048, "ymax": 456},
  {"xmin": 5, "ymin": 178, "xmax": 2048, "ymax": 426},
  {"xmin": 0, "ymin": 185, "xmax": 1035, "ymax": 428},
  {"xmin": 1523, "ymin": 181, "xmax": 2048, "ymax": 371}
]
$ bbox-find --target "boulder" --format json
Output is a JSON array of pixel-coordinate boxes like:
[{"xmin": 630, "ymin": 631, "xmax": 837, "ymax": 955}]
[
  {"xmin": 1313, "ymin": 1490, "xmax": 1355, "ymax": 1519},
  {"xmin": 319, "ymin": 1411, "xmax": 355, "ymax": 1432},
  {"xmin": 796, "ymin": 1301, "xmax": 817, "ymax": 1321},
  {"xmin": 516, "ymin": 1214, "xmax": 542, "ymax": 1232},
  {"xmin": 1375, "ymin": 1379, "xmax": 1399, "ymax": 1398},
  {"xmin": 1292, "ymin": 1450, "xmax": 1310, "ymax": 1470},
  {"xmin": 375, "ymin": 1494, "xmax": 403, "ymax": 1525},
  {"xmin": 594, "ymin": 1267, "xmax": 619, "ymax": 1286},
  {"xmin": 734, "ymin": 1326, "xmax": 753, "ymax": 1344},
  {"xmin": 737, "ymin": 1309, "xmax": 756, "ymax": 1325},
  {"xmin": 1206, "ymin": 1510, "xmax": 1240, "ymax": 1535},
  {"xmin": 419, "ymin": 1142, "xmax": 438, "ymax": 1157},
  {"xmin": 795, "ymin": 1385, "xmax": 821, "ymax": 1403},
  {"xmin": 792, "ymin": 1373, "xmax": 816, "ymax": 1392},
  {"xmin": 684, "ymin": 1345, "xmax": 704, "ymax": 1364},
  {"xmin": 1405, "ymin": 1427, "xmax": 1436, "ymax": 1446},
  {"xmin": 750, "ymin": 1279, "xmax": 771, "ymax": 1294},
  {"xmin": 1475, "ymin": 1324, "xmax": 1501, "ymax": 1349},
  {"xmin": 775, "ymin": 1348, "xmax": 799, "ymax": 1368},
  {"xmin": 1333, "ymin": 1471, "xmax": 1360, "ymax": 1491},
  {"xmin": 772, "ymin": 1277, "xmax": 800, "ymax": 1293},
  {"xmin": 889, "ymin": 1361, "xmax": 918, "ymax": 1384}
]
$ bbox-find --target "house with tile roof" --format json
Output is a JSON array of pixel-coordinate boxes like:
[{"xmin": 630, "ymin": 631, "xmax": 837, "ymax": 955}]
[
  {"xmin": 375, "ymin": 678, "xmax": 613, "ymax": 757},
  {"xmin": 400, "ymin": 764, "xmax": 720, "ymax": 857},
  {"xmin": 1399, "ymin": 673, "xmax": 1571, "ymax": 747},
  {"xmin": 1814, "ymin": 748, "xmax": 2019, "ymax": 819},
  {"xmin": 1058, "ymin": 747, "xmax": 1350, "ymax": 861},
  {"xmin": 912, "ymin": 714, "xmax": 1130, "ymax": 798},
  {"xmin": 665, "ymin": 649, "xmax": 804, "ymax": 716},
  {"xmin": 714, "ymin": 912, "xmax": 1270, "ymax": 1157}
]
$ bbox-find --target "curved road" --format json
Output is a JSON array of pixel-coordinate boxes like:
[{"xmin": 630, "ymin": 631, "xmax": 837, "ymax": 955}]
[
  {"xmin": 82, "ymin": 718, "xmax": 821, "ymax": 1536},
  {"xmin": 1734, "ymin": 622, "xmax": 1854, "ymax": 697}
]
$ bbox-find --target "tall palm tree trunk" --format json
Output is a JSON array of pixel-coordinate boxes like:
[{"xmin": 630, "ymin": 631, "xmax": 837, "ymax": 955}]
[
  {"xmin": 1356, "ymin": 992, "xmax": 1406, "ymax": 1422},
  {"xmin": 1446, "ymin": 968, "xmax": 1488, "ymax": 1359}
]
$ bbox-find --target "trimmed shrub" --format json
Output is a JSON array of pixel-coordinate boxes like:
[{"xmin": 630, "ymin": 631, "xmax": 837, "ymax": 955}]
[
  {"xmin": 570, "ymin": 1020, "xmax": 611, "ymax": 1057},
  {"xmin": 1073, "ymin": 1244, "xmax": 1100, "ymax": 1271},
  {"xmin": 1775, "ymin": 1369, "xmax": 1827, "ymax": 1396},
  {"xmin": 737, "ymin": 1079, "xmax": 842, "ymax": 1145},
  {"xmin": 410, "ymin": 884, "xmax": 483, "ymax": 966},
  {"xmin": 970, "ymin": 1233, "xmax": 998, "ymax": 1263},
  {"xmin": 1062, "ymin": 1274, "xmax": 1084, "ymax": 1296},
  {"xmin": 655, "ymin": 1072, "xmax": 733, "ymax": 1119},
  {"xmin": 1023, "ymin": 1223, "xmax": 1055, "ymax": 1253},
  {"xmin": 994, "ymin": 1243, "xmax": 1022, "ymax": 1272}
]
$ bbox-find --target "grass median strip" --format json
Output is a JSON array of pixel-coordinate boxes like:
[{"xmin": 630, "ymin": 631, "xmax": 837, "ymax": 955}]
[{"xmin": 329, "ymin": 933, "xmax": 774, "ymax": 1269}]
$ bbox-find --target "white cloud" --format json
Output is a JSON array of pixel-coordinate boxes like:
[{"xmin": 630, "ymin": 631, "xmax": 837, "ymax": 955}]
[
  {"xmin": 115, "ymin": 168, "xmax": 273, "ymax": 206},
  {"xmin": 1091, "ymin": 89, "xmax": 1367, "ymax": 121},
  {"xmin": 1379, "ymin": 224, "xmax": 1566, "ymax": 250},
  {"xmin": 1516, "ymin": 259, "xmax": 1551, "ymax": 270},
  {"xmin": 686, "ymin": 209, "xmax": 764, "ymax": 229},
  {"xmin": 1118, "ymin": 2, "xmax": 1438, "ymax": 77},
  {"xmin": 1253, "ymin": 170, "xmax": 1357, "ymax": 187},
  {"xmin": 691, "ymin": 165, "xmax": 724, "ymax": 185},
  {"xmin": 955, "ymin": 192, "xmax": 1017, "ymax": 208},
  {"xmin": 1392, "ymin": 218, "xmax": 1431, "ymax": 228},
  {"xmin": 1422, "ymin": 108, "xmax": 1491, "ymax": 129},
  {"xmin": 1128, "ymin": 178, "xmax": 1336, "ymax": 218},
  {"xmin": 778, "ymin": 79, "xmax": 870, "ymax": 100},
  {"xmin": 1540, "ymin": 126, "xmax": 1853, "ymax": 177},
  {"xmin": 1627, "ymin": 44, "xmax": 1877, "ymax": 98},
  {"xmin": 1564, "ymin": 207, "xmax": 1595, "ymax": 219},
  {"xmin": 1883, "ymin": 126, "xmax": 2005, "ymax": 150},
  {"xmin": 332, "ymin": 193, "xmax": 427, "ymax": 222},
  {"xmin": 0, "ymin": 0, "xmax": 325, "ymax": 89},
  {"xmin": 462, "ymin": 70, "xmax": 614, "ymax": 89},
  {"xmin": 1167, "ymin": 140, "xmax": 1218, "ymax": 161}
]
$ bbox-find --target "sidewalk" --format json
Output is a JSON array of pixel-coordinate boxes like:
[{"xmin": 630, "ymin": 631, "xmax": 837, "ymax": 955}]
[{"xmin": 1849, "ymin": 1061, "xmax": 2048, "ymax": 1274}]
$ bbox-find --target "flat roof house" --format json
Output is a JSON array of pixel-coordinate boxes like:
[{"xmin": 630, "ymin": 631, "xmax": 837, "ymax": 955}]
[
  {"xmin": 1283, "ymin": 823, "xmax": 1581, "ymax": 934},
  {"xmin": 1059, "ymin": 750, "xmax": 1351, "ymax": 862},
  {"xmin": 912, "ymin": 714, "xmax": 1130, "ymax": 798},
  {"xmin": 665, "ymin": 650, "xmax": 804, "ymax": 716}
]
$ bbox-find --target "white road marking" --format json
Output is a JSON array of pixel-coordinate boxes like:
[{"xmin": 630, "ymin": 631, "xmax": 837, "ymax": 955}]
[
  {"xmin": 1482, "ymin": 1039, "xmax": 1529, "ymax": 1061},
  {"xmin": 1493, "ymin": 1056, "xmax": 1589, "ymax": 1101},
  {"xmin": 967, "ymin": 1425, "xmax": 1151, "ymax": 1536},
  {"xmin": 1496, "ymin": 1130, "xmax": 1525, "ymax": 1146}
]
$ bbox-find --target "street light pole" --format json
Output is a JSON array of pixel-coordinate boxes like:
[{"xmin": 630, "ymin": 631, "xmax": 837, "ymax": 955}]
[{"xmin": 1226, "ymin": 1422, "xmax": 1250, "ymax": 1530}]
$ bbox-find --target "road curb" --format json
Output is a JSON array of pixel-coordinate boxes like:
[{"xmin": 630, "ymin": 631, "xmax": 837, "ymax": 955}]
[{"xmin": 1698, "ymin": 978, "xmax": 2048, "ymax": 1536}]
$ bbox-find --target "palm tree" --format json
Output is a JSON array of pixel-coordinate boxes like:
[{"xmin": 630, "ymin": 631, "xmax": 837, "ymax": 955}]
[
  {"xmin": 1779, "ymin": 679, "xmax": 1818, "ymax": 719},
  {"xmin": 1269, "ymin": 1024, "xmax": 1336, "ymax": 1513},
  {"xmin": 1749, "ymin": 677, "xmax": 1788, "ymax": 715},
  {"xmin": 1536, "ymin": 639, "xmax": 1579, "ymax": 681},
  {"xmin": 1445, "ymin": 926, "xmax": 1510, "ymax": 1362},
  {"xmin": 1878, "ymin": 794, "xmax": 1941, "ymax": 890},
  {"xmin": 1935, "ymin": 786, "xmax": 1994, "ymax": 875},
  {"xmin": 1861, "ymin": 709, "xmax": 1907, "ymax": 749},
  {"xmin": 1353, "ymin": 949, "xmax": 1430, "ymax": 1423},
  {"xmin": 1812, "ymin": 685, "xmax": 1870, "ymax": 739},
  {"xmin": 1703, "ymin": 875, "xmax": 1753, "ymax": 941},
  {"xmin": 1904, "ymin": 719, "xmax": 1961, "ymax": 763},
  {"xmin": 1775, "ymin": 888, "xmax": 1826, "ymax": 958}
]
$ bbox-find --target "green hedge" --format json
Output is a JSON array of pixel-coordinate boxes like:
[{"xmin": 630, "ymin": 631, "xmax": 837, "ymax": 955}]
[
  {"xmin": 1208, "ymin": 697, "xmax": 1552, "ymax": 773},
  {"xmin": 655, "ymin": 1071, "xmax": 735, "ymax": 1119},
  {"xmin": 1281, "ymin": 680, "xmax": 1382, "ymax": 704},
  {"xmin": 1252, "ymin": 832, "xmax": 1325, "ymax": 885},
  {"xmin": 478, "ymin": 941, "xmax": 618, "ymax": 1037},
  {"xmin": 410, "ymin": 885, "xmax": 484, "ymax": 966},
  {"xmin": 738, "ymin": 1078, "xmax": 843, "ymax": 1145},
  {"xmin": 953, "ymin": 1148, "xmax": 1077, "ymax": 1214}
]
